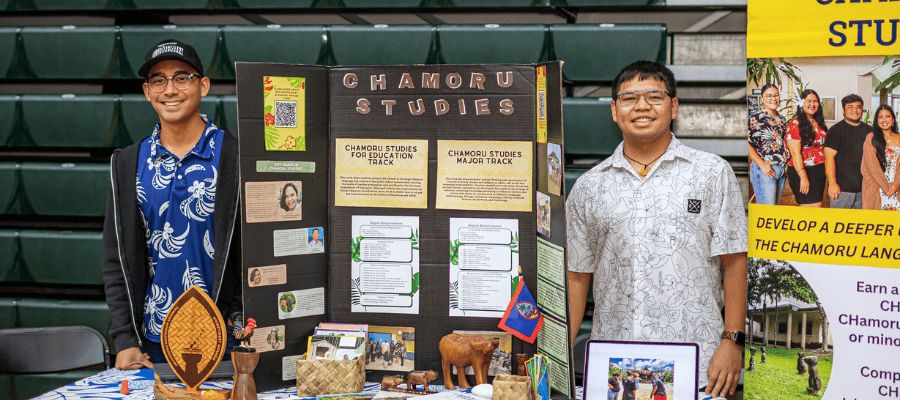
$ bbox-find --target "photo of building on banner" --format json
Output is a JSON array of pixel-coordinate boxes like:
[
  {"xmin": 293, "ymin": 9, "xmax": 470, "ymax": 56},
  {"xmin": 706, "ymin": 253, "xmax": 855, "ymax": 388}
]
[{"xmin": 748, "ymin": 6, "xmax": 900, "ymax": 396}]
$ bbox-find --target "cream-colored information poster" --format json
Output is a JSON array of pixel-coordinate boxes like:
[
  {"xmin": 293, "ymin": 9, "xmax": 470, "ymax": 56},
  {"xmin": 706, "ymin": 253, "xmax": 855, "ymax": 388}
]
[
  {"xmin": 436, "ymin": 140, "xmax": 533, "ymax": 212},
  {"xmin": 334, "ymin": 138, "xmax": 428, "ymax": 209}
]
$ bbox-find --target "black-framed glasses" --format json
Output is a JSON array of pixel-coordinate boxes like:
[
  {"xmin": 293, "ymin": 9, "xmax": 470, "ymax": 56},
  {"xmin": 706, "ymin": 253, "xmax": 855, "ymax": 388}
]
[
  {"xmin": 615, "ymin": 89, "xmax": 671, "ymax": 107},
  {"xmin": 146, "ymin": 73, "xmax": 198, "ymax": 92}
]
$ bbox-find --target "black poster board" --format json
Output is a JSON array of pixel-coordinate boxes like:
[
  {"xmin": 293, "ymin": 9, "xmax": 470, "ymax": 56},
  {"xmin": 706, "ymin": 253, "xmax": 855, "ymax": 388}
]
[
  {"xmin": 236, "ymin": 63, "xmax": 330, "ymax": 391},
  {"xmin": 236, "ymin": 62, "xmax": 573, "ymax": 396}
]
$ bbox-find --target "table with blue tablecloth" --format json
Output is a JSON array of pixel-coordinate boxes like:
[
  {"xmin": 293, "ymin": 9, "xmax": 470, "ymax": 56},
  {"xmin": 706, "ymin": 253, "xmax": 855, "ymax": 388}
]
[{"xmin": 34, "ymin": 368, "xmax": 585, "ymax": 400}]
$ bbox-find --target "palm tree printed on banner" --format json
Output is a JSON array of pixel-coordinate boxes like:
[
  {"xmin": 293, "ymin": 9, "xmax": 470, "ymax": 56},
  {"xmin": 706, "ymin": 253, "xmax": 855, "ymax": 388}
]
[
  {"xmin": 150, "ymin": 222, "xmax": 190, "ymax": 259},
  {"xmin": 144, "ymin": 284, "xmax": 173, "ymax": 337},
  {"xmin": 182, "ymin": 260, "xmax": 208, "ymax": 292},
  {"xmin": 180, "ymin": 166, "xmax": 217, "ymax": 221}
]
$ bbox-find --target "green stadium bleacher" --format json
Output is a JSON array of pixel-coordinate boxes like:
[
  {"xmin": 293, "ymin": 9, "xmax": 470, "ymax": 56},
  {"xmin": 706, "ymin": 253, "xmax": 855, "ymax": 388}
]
[
  {"xmin": 0, "ymin": 298, "xmax": 15, "ymax": 329},
  {"xmin": 446, "ymin": 0, "xmax": 549, "ymax": 6},
  {"xmin": 0, "ymin": 163, "xmax": 19, "ymax": 214},
  {"xmin": 329, "ymin": 24, "xmax": 436, "ymax": 66},
  {"xmin": 20, "ymin": 95, "xmax": 116, "ymax": 147},
  {"xmin": 340, "ymin": 0, "xmax": 422, "ymax": 7},
  {"xmin": 236, "ymin": 0, "xmax": 315, "ymax": 7},
  {"xmin": 0, "ymin": 231, "xmax": 13, "ymax": 282},
  {"xmin": 20, "ymin": 26, "xmax": 115, "ymax": 79},
  {"xmin": 0, "ymin": 27, "xmax": 16, "ymax": 78},
  {"xmin": 15, "ymin": 163, "xmax": 108, "ymax": 217},
  {"xmin": 562, "ymin": 97, "xmax": 621, "ymax": 156},
  {"xmin": 16, "ymin": 230, "xmax": 103, "ymax": 285},
  {"xmin": 550, "ymin": 23, "xmax": 666, "ymax": 82},
  {"xmin": 438, "ymin": 24, "xmax": 548, "ymax": 65},
  {"xmin": 223, "ymin": 25, "xmax": 327, "ymax": 68},
  {"xmin": 121, "ymin": 25, "xmax": 220, "ymax": 78},
  {"xmin": 13, "ymin": 299, "xmax": 113, "ymax": 352},
  {"xmin": 219, "ymin": 95, "xmax": 238, "ymax": 130},
  {"xmin": 0, "ymin": 95, "xmax": 15, "ymax": 146},
  {"xmin": 31, "ymin": 0, "xmax": 109, "ymax": 10},
  {"xmin": 565, "ymin": 169, "xmax": 586, "ymax": 197},
  {"xmin": 131, "ymin": 0, "xmax": 209, "ymax": 9}
]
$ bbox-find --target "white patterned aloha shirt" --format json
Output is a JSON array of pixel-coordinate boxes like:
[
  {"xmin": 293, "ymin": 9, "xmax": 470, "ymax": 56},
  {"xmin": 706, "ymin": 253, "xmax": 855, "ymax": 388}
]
[{"xmin": 566, "ymin": 135, "xmax": 748, "ymax": 387}]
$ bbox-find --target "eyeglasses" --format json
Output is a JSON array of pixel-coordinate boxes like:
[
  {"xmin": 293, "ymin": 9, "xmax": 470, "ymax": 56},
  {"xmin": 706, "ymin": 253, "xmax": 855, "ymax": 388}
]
[
  {"xmin": 615, "ymin": 89, "xmax": 671, "ymax": 107},
  {"xmin": 146, "ymin": 73, "xmax": 198, "ymax": 92},
  {"xmin": 763, "ymin": 94, "xmax": 780, "ymax": 99}
]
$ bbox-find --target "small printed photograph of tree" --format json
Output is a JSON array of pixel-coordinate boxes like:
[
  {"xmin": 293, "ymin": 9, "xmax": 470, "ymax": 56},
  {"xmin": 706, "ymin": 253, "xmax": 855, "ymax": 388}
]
[{"xmin": 745, "ymin": 258, "xmax": 832, "ymax": 399}]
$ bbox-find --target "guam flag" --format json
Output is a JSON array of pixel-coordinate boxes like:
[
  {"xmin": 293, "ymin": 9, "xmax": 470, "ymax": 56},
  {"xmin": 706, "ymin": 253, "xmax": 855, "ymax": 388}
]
[{"xmin": 499, "ymin": 279, "xmax": 544, "ymax": 343}]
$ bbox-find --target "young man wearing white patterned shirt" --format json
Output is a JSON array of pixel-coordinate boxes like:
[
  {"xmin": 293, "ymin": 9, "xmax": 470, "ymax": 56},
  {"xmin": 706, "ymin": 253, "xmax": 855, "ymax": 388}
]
[
  {"xmin": 101, "ymin": 40, "xmax": 244, "ymax": 370},
  {"xmin": 567, "ymin": 61, "xmax": 747, "ymax": 398}
]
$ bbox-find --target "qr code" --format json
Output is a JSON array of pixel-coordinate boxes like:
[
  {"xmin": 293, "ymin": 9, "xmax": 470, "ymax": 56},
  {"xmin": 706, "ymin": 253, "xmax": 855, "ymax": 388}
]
[
  {"xmin": 538, "ymin": 90, "xmax": 546, "ymax": 120},
  {"xmin": 275, "ymin": 101, "xmax": 297, "ymax": 128}
]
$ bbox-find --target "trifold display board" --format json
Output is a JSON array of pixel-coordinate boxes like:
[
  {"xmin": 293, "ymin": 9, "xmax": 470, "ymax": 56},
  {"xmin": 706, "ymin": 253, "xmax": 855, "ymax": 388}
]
[{"xmin": 236, "ymin": 62, "xmax": 574, "ymax": 396}]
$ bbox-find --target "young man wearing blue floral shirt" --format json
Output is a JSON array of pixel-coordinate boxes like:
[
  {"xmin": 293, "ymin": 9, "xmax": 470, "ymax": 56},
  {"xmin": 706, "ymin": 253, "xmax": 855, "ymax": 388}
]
[{"xmin": 102, "ymin": 40, "xmax": 243, "ymax": 370}]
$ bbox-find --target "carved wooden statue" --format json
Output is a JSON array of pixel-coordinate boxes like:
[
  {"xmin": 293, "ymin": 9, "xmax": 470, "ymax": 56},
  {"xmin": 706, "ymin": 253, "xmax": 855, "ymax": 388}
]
[
  {"xmin": 439, "ymin": 333, "xmax": 500, "ymax": 390},
  {"xmin": 516, "ymin": 354, "xmax": 528, "ymax": 376},
  {"xmin": 232, "ymin": 317, "xmax": 258, "ymax": 400},
  {"xmin": 804, "ymin": 356, "xmax": 821, "ymax": 395},
  {"xmin": 796, "ymin": 352, "xmax": 807, "ymax": 375},
  {"xmin": 748, "ymin": 347, "xmax": 756, "ymax": 372},
  {"xmin": 760, "ymin": 346, "xmax": 766, "ymax": 364}
]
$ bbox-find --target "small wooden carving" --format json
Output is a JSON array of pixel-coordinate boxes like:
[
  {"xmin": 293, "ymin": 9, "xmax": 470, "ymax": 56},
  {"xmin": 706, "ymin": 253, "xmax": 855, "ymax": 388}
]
[
  {"xmin": 516, "ymin": 354, "xmax": 528, "ymax": 376},
  {"xmin": 407, "ymin": 370, "xmax": 438, "ymax": 392},
  {"xmin": 232, "ymin": 319, "xmax": 258, "ymax": 400},
  {"xmin": 381, "ymin": 375, "xmax": 404, "ymax": 390},
  {"xmin": 155, "ymin": 285, "xmax": 229, "ymax": 398},
  {"xmin": 439, "ymin": 333, "xmax": 499, "ymax": 390}
]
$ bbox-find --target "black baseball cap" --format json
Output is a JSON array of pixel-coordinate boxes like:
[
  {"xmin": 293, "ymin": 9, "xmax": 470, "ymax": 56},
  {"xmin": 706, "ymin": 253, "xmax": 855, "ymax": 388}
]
[{"xmin": 139, "ymin": 39, "xmax": 204, "ymax": 78}]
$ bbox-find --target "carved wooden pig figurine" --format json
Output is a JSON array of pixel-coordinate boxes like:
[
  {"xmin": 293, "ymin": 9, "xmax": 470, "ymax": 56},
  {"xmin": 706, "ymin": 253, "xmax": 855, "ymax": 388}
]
[
  {"xmin": 407, "ymin": 370, "xmax": 438, "ymax": 392},
  {"xmin": 439, "ymin": 333, "xmax": 499, "ymax": 390}
]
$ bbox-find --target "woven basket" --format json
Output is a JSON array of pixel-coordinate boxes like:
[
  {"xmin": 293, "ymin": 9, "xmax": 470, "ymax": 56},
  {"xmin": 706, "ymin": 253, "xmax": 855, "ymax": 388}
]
[
  {"xmin": 296, "ymin": 354, "xmax": 365, "ymax": 396},
  {"xmin": 492, "ymin": 374, "xmax": 532, "ymax": 400}
]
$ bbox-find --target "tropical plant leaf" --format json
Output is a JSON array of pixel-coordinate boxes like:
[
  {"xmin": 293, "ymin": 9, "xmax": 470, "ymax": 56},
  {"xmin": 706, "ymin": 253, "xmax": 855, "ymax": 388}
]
[
  {"xmin": 351, "ymin": 277, "xmax": 362, "ymax": 306},
  {"xmin": 449, "ymin": 281, "xmax": 459, "ymax": 309},
  {"xmin": 264, "ymin": 126, "xmax": 279, "ymax": 149}
]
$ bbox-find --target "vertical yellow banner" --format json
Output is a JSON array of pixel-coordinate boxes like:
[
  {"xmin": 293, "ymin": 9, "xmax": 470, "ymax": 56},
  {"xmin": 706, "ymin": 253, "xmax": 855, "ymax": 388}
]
[
  {"xmin": 263, "ymin": 76, "xmax": 306, "ymax": 151},
  {"xmin": 536, "ymin": 65, "xmax": 547, "ymax": 144}
]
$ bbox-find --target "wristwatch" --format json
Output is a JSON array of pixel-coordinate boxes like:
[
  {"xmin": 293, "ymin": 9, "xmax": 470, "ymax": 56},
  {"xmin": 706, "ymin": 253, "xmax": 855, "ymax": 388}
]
[{"xmin": 721, "ymin": 330, "xmax": 746, "ymax": 347}]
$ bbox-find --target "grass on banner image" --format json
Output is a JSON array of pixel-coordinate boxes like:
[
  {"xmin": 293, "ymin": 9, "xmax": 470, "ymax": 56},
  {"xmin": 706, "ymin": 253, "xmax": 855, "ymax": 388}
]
[{"xmin": 744, "ymin": 346, "xmax": 833, "ymax": 399}]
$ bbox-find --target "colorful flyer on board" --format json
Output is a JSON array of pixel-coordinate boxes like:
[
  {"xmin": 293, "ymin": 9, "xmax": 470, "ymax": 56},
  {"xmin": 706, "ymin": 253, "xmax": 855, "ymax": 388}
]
[
  {"xmin": 244, "ymin": 181, "xmax": 302, "ymax": 223},
  {"xmin": 351, "ymin": 215, "xmax": 420, "ymax": 314},
  {"xmin": 536, "ymin": 191, "xmax": 551, "ymax": 237},
  {"xmin": 536, "ymin": 65, "xmax": 547, "ymax": 144},
  {"xmin": 546, "ymin": 143, "xmax": 562, "ymax": 196},
  {"xmin": 366, "ymin": 326, "xmax": 415, "ymax": 372},
  {"xmin": 334, "ymin": 139, "xmax": 429, "ymax": 209},
  {"xmin": 748, "ymin": 5, "xmax": 900, "ymax": 397},
  {"xmin": 449, "ymin": 218, "xmax": 518, "ymax": 318},
  {"xmin": 436, "ymin": 140, "xmax": 533, "ymax": 212},
  {"xmin": 263, "ymin": 76, "xmax": 306, "ymax": 151}
]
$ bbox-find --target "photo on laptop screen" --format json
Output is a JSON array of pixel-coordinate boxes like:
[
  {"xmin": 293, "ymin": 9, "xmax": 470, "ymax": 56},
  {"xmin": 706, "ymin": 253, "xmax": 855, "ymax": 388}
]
[{"xmin": 583, "ymin": 341, "xmax": 699, "ymax": 400}]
